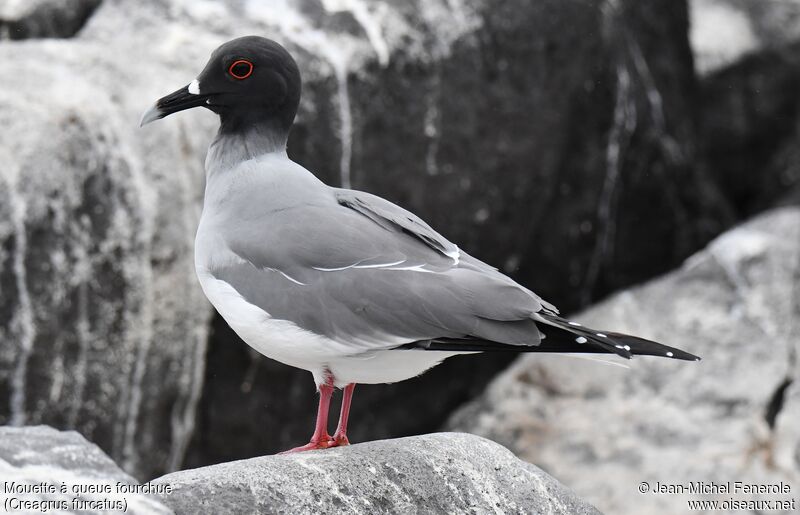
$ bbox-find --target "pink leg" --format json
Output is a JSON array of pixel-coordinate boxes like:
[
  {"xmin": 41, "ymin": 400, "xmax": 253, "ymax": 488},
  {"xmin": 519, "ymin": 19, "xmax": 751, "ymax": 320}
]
[
  {"xmin": 332, "ymin": 383, "xmax": 356, "ymax": 446},
  {"xmin": 279, "ymin": 377, "xmax": 335, "ymax": 453}
]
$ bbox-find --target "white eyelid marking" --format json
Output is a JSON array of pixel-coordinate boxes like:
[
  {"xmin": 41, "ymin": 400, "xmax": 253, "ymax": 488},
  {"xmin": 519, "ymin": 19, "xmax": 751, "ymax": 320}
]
[{"xmin": 188, "ymin": 79, "xmax": 200, "ymax": 95}]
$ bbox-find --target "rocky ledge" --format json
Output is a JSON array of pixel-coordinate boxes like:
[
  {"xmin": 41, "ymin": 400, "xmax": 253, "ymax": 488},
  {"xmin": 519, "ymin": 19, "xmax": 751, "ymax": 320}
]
[
  {"xmin": 0, "ymin": 426, "xmax": 599, "ymax": 514},
  {"xmin": 448, "ymin": 207, "xmax": 800, "ymax": 514}
]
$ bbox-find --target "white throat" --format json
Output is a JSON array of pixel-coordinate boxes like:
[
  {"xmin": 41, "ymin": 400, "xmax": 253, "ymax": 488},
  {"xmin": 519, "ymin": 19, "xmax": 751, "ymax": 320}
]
[{"xmin": 205, "ymin": 125, "xmax": 288, "ymax": 178}]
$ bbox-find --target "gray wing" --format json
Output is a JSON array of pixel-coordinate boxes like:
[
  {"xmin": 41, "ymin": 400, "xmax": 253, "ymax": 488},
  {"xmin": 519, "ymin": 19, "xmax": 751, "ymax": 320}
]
[
  {"xmin": 333, "ymin": 189, "xmax": 460, "ymax": 263},
  {"xmin": 213, "ymin": 189, "xmax": 557, "ymax": 351}
]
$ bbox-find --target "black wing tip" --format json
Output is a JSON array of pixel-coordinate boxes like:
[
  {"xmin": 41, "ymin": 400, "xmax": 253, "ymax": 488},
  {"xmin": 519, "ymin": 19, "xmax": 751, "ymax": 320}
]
[
  {"xmin": 536, "ymin": 313, "xmax": 700, "ymax": 362},
  {"xmin": 601, "ymin": 332, "xmax": 700, "ymax": 361}
]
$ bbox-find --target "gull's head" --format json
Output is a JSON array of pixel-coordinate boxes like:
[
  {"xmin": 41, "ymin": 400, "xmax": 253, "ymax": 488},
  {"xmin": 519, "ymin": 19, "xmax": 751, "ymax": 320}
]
[{"xmin": 140, "ymin": 36, "xmax": 301, "ymax": 133}]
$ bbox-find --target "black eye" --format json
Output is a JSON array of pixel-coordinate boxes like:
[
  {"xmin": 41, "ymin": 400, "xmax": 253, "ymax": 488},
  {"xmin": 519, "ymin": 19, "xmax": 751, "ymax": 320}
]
[{"xmin": 228, "ymin": 59, "xmax": 253, "ymax": 80}]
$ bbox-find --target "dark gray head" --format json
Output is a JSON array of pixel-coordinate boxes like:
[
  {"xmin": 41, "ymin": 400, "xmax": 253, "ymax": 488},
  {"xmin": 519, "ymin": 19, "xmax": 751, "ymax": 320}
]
[{"xmin": 141, "ymin": 36, "xmax": 301, "ymax": 139}]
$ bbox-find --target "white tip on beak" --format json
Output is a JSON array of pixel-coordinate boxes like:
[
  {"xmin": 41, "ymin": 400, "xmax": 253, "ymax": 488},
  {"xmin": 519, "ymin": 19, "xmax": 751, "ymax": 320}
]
[{"xmin": 139, "ymin": 103, "xmax": 162, "ymax": 127}]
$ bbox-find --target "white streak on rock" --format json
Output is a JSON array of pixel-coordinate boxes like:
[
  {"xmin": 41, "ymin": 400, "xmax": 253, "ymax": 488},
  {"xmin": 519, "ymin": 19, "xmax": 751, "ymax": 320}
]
[
  {"xmin": 322, "ymin": 0, "xmax": 391, "ymax": 66},
  {"xmin": 583, "ymin": 63, "xmax": 636, "ymax": 304},
  {"xmin": 333, "ymin": 61, "xmax": 353, "ymax": 188},
  {"xmin": 424, "ymin": 82, "xmax": 440, "ymax": 176},
  {"xmin": 7, "ymin": 185, "xmax": 35, "ymax": 426}
]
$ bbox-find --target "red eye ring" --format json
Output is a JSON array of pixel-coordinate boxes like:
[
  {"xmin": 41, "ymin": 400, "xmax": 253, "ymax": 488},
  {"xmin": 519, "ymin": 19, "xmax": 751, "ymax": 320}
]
[{"xmin": 228, "ymin": 59, "xmax": 253, "ymax": 80}]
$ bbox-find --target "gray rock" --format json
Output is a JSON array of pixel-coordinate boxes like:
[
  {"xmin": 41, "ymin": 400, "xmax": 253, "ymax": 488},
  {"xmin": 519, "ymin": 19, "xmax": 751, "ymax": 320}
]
[
  {"xmin": 448, "ymin": 207, "xmax": 800, "ymax": 514},
  {"xmin": 690, "ymin": 0, "xmax": 800, "ymax": 74},
  {"xmin": 0, "ymin": 1, "xmax": 218, "ymax": 480},
  {"xmin": 699, "ymin": 42, "xmax": 800, "ymax": 217},
  {"xmin": 154, "ymin": 432, "xmax": 600, "ymax": 515},
  {"xmin": 0, "ymin": 0, "xmax": 102, "ymax": 39},
  {"xmin": 0, "ymin": 425, "xmax": 171, "ymax": 514}
]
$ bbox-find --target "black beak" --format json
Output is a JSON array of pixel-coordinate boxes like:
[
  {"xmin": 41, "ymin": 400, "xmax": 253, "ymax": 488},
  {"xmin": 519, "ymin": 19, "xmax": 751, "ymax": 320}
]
[{"xmin": 139, "ymin": 83, "xmax": 211, "ymax": 127}]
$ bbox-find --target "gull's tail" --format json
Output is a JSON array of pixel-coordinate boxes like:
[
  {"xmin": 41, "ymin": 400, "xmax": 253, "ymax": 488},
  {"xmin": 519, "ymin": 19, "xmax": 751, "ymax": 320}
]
[{"xmin": 405, "ymin": 312, "xmax": 700, "ymax": 361}]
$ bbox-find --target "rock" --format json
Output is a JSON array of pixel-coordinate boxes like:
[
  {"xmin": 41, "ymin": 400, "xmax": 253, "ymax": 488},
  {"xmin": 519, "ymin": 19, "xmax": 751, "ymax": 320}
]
[
  {"xmin": 692, "ymin": 1, "xmax": 800, "ymax": 231},
  {"xmin": 0, "ymin": 1, "xmax": 217, "ymax": 480},
  {"xmin": 699, "ymin": 42, "xmax": 800, "ymax": 217},
  {"xmin": 447, "ymin": 207, "xmax": 800, "ymax": 514},
  {"xmin": 0, "ymin": 425, "xmax": 171, "ymax": 514},
  {"xmin": 154, "ymin": 433, "xmax": 600, "ymax": 515},
  {"xmin": 1, "ymin": 0, "xmax": 732, "ymax": 479},
  {"xmin": 689, "ymin": 0, "xmax": 800, "ymax": 75},
  {"xmin": 0, "ymin": 0, "xmax": 102, "ymax": 39}
]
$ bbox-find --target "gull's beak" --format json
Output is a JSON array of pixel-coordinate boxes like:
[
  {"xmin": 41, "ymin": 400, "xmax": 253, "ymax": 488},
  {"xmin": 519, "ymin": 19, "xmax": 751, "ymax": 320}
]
[{"xmin": 140, "ymin": 80, "xmax": 210, "ymax": 127}]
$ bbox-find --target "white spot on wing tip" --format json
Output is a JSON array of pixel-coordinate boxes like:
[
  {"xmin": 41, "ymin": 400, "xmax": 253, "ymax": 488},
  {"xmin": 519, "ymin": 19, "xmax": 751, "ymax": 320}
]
[
  {"xmin": 568, "ymin": 321, "xmax": 581, "ymax": 326},
  {"xmin": 596, "ymin": 333, "xmax": 607, "ymax": 338},
  {"xmin": 623, "ymin": 345, "xmax": 631, "ymax": 351},
  {"xmin": 188, "ymin": 79, "xmax": 200, "ymax": 95},
  {"xmin": 575, "ymin": 336, "xmax": 587, "ymax": 344},
  {"xmin": 666, "ymin": 351, "xmax": 674, "ymax": 357}
]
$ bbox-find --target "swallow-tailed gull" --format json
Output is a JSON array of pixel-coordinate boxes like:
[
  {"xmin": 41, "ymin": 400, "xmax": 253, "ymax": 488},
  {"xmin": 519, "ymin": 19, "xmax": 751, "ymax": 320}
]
[{"xmin": 141, "ymin": 36, "xmax": 700, "ymax": 453}]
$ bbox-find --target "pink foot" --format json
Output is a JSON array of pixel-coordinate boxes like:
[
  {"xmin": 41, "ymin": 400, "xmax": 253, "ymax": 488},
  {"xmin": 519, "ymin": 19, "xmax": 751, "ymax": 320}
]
[
  {"xmin": 279, "ymin": 437, "xmax": 336, "ymax": 454},
  {"xmin": 332, "ymin": 433, "xmax": 350, "ymax": 447}
]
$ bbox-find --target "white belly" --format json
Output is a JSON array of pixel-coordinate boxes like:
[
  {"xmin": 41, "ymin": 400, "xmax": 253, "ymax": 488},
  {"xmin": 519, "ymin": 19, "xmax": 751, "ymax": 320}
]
[{"xmin": 196, "ymin": 268, "xmax": 466, "ymax": 386}]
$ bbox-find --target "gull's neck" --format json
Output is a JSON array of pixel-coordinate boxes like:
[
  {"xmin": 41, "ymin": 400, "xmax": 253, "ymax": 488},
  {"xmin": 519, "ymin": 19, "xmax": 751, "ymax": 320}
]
[{"xmin": 205, "ymin": 119, "xmax": 290, "ymax": 177}]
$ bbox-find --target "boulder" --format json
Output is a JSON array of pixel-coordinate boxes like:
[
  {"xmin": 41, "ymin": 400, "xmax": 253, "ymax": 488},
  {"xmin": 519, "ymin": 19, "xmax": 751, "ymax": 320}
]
[
  {"xmin": 447, "ymin": 207, "xmax": 800, "ymax": 514},
  {"xmin": 689, "ymin": 0, "xmax": 800, "ymax": 75},
  {"xmin": 699, "ymin": 43, "xmax": 800, "ymax": 217},
  {"xmin": 154, "ymin": 433, "xmax": 600, "ymax": 515},
  {"xmin": 0, "ymin": 425, "xmax": 171, "ymax": 514},
  {"xmin": 0, "ymin": 0, "xmax": 732, "ymax": 479},
  {"xmin": 0, "ymin": 0, "xmax": 218, "ymax": 480},
  {"xmin": 0, "ymin": 0, "xmax": 102, "ymax": 40},
  {"xmin": 691, "ymin": 0, "xmax": 800, "ymax": 216}
]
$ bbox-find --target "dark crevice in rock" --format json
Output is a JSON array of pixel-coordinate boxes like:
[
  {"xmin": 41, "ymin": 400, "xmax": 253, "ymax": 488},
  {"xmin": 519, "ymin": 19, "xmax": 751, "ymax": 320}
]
[
  {"xmin": 0, "ymin": 0, "xmax": 102, "ymax": 40},
  {"xmin": 764, "ymin": 377, "xmax": 792, "ymax": 430}
]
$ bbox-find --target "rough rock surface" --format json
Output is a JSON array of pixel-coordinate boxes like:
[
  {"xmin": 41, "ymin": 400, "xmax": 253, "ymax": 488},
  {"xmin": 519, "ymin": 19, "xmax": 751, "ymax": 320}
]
[
  {"xmin": 699, "ymin": 42, "xmax": 800, "ymax": 217},
  {"xmin": 447, "ymin": 207, "xmax": 800, "ymax": 515},
  {"xmin": 0, "ymin": 425, "xmax": 171, "ymax": 514},
  {"xmin": 154, "ymin": 433, "xmax": 600, "ymax": 515},
  {"xmin": 1, "ymin": 0, "xmax": 733, "ymax": 479},
  {"xmin": 690, "ymin": 0, "xmax": 800, "ymax": 74},
  {"xmin": 0, "ymin": 0, "xmax": 102, "ymax": 40},
  {"xmin": 0, "ymin": 25, "xmax": 213, "ymax": 481}
]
